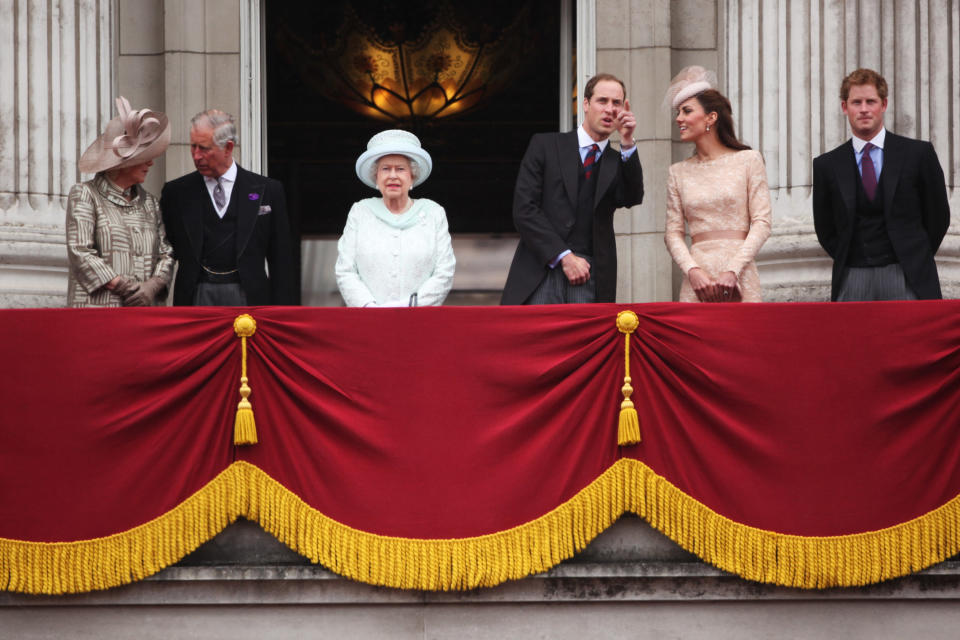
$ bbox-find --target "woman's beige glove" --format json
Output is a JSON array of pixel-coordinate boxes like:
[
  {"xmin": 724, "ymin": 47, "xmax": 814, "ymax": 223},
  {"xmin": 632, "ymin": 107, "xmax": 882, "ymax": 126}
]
[
  {"xmin": 107, "ymin": 275, "xmax": 140, "ymax": 297},
  {"xmin": 122, "ymin": 276, "xmax": 166, "ymax": 307}
]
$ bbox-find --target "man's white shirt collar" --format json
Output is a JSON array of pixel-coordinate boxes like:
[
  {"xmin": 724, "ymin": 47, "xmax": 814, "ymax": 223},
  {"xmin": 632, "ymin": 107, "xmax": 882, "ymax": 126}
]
[
  {"xmin": 204, "ymin": 161, "xmax": 238, "ymax": 186},
  {"xmin": 204, "ymin": 161, "xmax": 238, "ymax": 217},
  {"xmin": 852, "ymin": 128, "xmax": 886, "ymax": 153},
  {"xmin": 577, "ymin": 126, "xmax": 609, "ymax": 152}
]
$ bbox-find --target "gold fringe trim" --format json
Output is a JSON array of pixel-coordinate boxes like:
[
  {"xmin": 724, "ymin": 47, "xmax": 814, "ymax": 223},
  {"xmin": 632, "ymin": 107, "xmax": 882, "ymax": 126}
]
[
  {"xmin": 4, "ymin": 459, "xmax": 960, "ymax": 594},
  {"xmin": 0, "ymin": 465, "xmax": 246, "ymax": 595},
  {"xmin": 621, "ymin": 458, "xmax": 960, "ymax": 588},
  {"xmin": 242, "ymin": 461, "xmax": 626, "ymax": 590}
]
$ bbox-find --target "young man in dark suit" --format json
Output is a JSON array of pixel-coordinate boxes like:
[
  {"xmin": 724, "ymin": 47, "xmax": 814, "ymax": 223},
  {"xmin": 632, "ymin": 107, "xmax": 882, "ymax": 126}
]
[
  {"xmin": 160, "ymin": 110, "xmax": 297, "ymax": 306},
  {"xmin": 501, "ymin": 73, "xmax": 644, "ymax": 305},
  {"xmin": 813, "ymin": 68, "xmax": 950, "ymax": 301}
]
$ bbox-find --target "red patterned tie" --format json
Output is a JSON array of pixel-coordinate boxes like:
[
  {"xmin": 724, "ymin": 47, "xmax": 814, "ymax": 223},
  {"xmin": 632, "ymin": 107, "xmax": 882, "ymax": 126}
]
[
  {"xmin": 583, "ymin": 143, "xmax": 600, "ymax": 180},
  {"xmin": 861, "ymin": 142, "xmax": 877, "ymax": 201}
]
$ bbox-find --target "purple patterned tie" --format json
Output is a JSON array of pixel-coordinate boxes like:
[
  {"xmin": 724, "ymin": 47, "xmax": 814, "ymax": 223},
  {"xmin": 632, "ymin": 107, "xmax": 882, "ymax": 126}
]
[
  {"xmin": 214, "ymin": 177, "xmax": 226, "ymax": 209},
  {"xmin": 861, "ymin": 142, "xmax": 877, "ymax": 201},
  {"xmin": 583, "ymin": 143, "xmax": 600, "ymax": 180}
]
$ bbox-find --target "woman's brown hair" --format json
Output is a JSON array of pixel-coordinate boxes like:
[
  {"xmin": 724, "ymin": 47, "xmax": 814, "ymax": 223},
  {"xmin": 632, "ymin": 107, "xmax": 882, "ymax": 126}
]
[{"xmin": 695, "ymin": 89, "xmax": 751, "ymax": 151}]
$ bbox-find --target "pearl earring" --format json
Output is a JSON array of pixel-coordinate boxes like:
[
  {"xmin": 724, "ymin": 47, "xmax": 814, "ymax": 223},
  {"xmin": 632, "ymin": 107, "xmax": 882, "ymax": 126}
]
[{"xmin": 706, "ymin": 125, "xmax": 710, "ymax": 132}]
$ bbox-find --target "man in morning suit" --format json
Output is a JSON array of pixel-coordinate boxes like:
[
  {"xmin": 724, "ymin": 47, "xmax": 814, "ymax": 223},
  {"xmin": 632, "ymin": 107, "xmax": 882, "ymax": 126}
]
[
  {"xmin": 501, "ymin": 73, "xmax": 644, "ymax": 304},
  {"xmin": 160, "ymin": 109, "xmax": 296, "ymax": 306},
  {"xmin": 813, "ymin": 68, "xmax": 950, "ymax": 301}
]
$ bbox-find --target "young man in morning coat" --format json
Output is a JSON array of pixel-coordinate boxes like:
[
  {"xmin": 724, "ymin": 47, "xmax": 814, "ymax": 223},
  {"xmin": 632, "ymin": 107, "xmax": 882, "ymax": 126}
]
[
  {"xmin": 501, "ymin": 73, "xmax": 644, "ymax": 305},
  {"xmin": 813, "ymin": 68, "xmax": 950, "ymax": 301}
]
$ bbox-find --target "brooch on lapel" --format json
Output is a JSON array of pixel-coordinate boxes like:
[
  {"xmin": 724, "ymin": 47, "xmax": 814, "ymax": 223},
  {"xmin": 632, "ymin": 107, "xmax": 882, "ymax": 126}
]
[{"xmin": 248, "ymin": 193, "xmax": 260, "ymax": 201}]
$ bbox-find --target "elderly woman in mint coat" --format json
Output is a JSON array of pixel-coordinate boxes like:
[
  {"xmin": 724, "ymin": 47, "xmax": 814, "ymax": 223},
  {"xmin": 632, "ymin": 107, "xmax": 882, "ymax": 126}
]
[{"xmin": 336, "ymin": 130, "xmax": 455, "ymax": 307}]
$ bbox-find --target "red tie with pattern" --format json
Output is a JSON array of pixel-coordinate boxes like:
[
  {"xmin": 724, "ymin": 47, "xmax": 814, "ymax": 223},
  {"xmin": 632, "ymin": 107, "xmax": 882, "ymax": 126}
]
[
  {"xmin": 861, "ymin": 142, "xmax": 877, "ymax": 201},
  {"xmin": 583, "ymin": 143, "xmax": 600, "ymax": 180}
]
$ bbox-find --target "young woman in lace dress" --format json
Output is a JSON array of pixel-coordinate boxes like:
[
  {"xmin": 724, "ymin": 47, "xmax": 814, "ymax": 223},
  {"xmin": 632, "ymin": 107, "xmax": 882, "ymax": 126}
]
[{"xmin": 663, "ymin": 67, "xmax": 772, "ymax": 302}]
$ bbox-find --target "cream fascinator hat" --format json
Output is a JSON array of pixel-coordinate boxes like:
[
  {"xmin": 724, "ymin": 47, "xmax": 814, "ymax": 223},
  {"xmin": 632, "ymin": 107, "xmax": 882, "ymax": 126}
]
[
  {"xmin": 355, "ymin": 129, "xmax": 433, "ymax": 189},
  {"xmin": 664, "ymin": 66, "xmax": 718, "ymax": 110},
  {"xmin": 78, "ymin": 97, "xmax": 171, "ymax": 174}
]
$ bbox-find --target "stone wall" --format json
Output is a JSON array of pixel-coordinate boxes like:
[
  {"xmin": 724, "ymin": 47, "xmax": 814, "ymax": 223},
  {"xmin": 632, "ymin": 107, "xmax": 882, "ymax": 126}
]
[
  {"xmin": 120, "ymin": 0, "xmax": 259, "ymax": 191},
  {"xmin": 596, "ymin": 0, "xmax": 724, "ymax": 303}
]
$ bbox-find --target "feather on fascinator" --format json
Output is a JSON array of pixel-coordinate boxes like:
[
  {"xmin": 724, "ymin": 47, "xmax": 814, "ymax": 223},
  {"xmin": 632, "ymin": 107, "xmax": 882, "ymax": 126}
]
[{"xmin": 664, "ymin": 66, "xmax": 718, "ymax": 110}]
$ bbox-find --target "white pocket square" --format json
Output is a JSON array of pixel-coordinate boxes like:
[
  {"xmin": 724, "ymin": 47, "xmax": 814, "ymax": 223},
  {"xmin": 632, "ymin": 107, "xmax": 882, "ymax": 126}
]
[{"xmin": 258, "ymin": 205, "xmax": 272, "ymax": 215}]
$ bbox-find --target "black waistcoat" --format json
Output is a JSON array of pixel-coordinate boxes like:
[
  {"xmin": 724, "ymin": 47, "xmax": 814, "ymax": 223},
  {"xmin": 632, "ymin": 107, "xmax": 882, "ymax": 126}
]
[
  {"xmin": 568, "ymin": 161, "xmax": 598, "ymax": 255},
  {"xmin": 200, "ymin": 189, "xmax": 239, "ymax": 271},
  {"xmin": 847, "ymin": 170, "xmax": 897, "ymax": 267}
]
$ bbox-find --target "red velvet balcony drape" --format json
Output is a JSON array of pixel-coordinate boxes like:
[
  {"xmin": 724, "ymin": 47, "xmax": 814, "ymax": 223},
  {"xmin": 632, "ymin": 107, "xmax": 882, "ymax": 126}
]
[{"xmin": 2, "ymin": 302, "xmax": 959, "ymax": 594}]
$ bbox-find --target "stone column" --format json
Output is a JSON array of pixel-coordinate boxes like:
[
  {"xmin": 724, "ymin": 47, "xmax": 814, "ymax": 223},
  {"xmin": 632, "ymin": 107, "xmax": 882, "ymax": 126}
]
[
  {"xmin": 595, "ymin": 0, "xmax": 729, "ymax": 303},
  {"xmin": 597, "ymin": 0, "xmax": 678, "ymax": 303},
  {"xmin": 118, "ymin": 0, "xmax": 165, "ymax": 196},
  {"xmin": 724, "ymin": 0, "xmax": 960, "ymax": 300},
  {"xmin": 0, "ymin": 0, "xmax": 114, "ymax": 307}
]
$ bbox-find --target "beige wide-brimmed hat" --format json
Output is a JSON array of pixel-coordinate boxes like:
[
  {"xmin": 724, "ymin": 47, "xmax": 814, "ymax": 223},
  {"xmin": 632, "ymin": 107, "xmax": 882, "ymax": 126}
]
[
  {"xmin": 78, "ymin": 97, "xmax": 171, "ymax": 174},
  {"xmin": 355, "ymin": 129, "xmax": 433, "ymax": 189}
]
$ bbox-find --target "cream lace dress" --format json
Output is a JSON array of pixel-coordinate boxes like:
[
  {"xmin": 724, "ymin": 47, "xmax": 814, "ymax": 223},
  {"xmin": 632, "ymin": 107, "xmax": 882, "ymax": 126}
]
[{"xmin": 664, "ymin": 149, "xmax": 772, "ymax": 302}]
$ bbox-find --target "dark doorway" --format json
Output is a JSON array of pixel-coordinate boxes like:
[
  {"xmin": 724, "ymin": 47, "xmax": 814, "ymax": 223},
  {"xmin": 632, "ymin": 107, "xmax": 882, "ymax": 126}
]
[{"xmin": 264, "ymin": 0, "xmax": 561, "ymax": 237}]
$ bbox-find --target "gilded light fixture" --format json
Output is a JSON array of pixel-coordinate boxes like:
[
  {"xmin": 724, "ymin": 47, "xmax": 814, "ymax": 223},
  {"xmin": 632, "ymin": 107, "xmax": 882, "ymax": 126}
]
[{"xmin": 274, "ymin": 4, "xmax": 537, "ymax": 124}]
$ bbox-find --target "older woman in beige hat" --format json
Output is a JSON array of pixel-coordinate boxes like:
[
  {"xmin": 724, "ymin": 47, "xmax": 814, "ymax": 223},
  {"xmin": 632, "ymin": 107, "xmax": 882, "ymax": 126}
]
[
  {"xmin": 66, "ymin": 97, "xmax": 174, "ymax": 307},
  {"xmin": 336, "ymin": 129, "xmax": 455, "ymax": 307}
]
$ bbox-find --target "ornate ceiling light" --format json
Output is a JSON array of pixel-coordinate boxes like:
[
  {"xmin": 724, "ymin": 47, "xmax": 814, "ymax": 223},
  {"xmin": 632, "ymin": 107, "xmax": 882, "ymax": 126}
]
[{"xmin": 274, "ymin": 3, "xmax": 538, "ymax": 124}]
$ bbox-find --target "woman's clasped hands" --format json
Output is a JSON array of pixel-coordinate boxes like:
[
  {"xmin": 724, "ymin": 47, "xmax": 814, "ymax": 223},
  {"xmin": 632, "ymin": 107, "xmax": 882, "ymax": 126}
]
[{"xmin": 687, "ymin": 267, "xmax": 741, "ymax": 303}]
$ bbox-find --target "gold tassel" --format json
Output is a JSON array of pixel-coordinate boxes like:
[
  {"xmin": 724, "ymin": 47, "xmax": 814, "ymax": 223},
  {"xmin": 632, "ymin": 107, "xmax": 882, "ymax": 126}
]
[
  {"xmin": 616, "ymin": 310, "xmax": 641, "ymax": 446},
  {"xmin": 233, "ymin": 314, "xmax": 258, "ymax": 446}
]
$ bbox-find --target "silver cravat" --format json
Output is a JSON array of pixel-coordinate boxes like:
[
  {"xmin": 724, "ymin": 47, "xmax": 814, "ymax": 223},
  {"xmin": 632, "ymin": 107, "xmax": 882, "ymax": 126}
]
[{"xmin": 213, "ymin": 177, "xmax": 226, "ymax": 210}]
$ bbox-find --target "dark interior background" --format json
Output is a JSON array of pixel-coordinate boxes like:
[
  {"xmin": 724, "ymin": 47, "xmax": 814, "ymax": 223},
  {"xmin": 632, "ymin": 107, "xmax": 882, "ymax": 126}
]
[{"xmin": 264, "ymin": 0, "xmax": 562, "ymax": 238}]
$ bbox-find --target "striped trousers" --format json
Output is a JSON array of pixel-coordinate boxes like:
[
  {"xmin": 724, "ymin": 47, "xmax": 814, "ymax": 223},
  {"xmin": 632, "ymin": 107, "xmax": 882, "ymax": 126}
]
[
  {"xmin": 837, "ymin": 263, "xmax": 919, "ymax": 301},
  {"xmin": 526, "ymin": 255, "xmax": 596, "ymax": 304}
]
